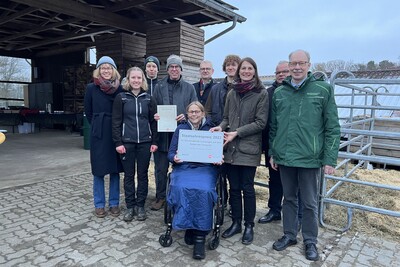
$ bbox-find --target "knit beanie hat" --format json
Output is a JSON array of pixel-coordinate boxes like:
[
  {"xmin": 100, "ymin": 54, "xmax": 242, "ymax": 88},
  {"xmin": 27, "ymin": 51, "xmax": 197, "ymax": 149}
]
[
  {"xmin": 144, "ymin": 56, "xmax": 160, "ymax": 71},
  {"xmin": 166, "ymin": 54, "xmax": 183, "ymax": 71},
  {"xmin": 96, "ymin": 56, "xmax": 117, "ymax": 69}
]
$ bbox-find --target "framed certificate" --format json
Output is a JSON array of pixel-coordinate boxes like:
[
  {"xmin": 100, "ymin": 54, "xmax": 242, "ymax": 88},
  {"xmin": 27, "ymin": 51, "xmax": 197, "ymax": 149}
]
[
  {"xmin": 177, "ymin": 129, "xmax": 223, "ymax": 163},
  {"xmin": 157, "ymin": 105, "xmax": 177, "ymax": 132}
]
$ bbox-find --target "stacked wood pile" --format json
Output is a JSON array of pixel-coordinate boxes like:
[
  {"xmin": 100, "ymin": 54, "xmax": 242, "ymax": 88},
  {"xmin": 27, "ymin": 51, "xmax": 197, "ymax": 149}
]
[{"xmin": 63, "ymin": 64, "xmax": 94, "ymax": 113}]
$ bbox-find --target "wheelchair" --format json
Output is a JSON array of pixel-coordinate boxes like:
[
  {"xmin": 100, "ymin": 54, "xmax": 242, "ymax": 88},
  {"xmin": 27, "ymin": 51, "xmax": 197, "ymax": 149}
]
[{"xmin": 159, "ymin": 171, "xmax": 225, "ymax": 250}]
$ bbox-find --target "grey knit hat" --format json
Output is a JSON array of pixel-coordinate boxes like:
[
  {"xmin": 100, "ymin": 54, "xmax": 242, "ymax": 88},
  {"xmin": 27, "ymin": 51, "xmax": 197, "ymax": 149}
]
[
  {"xmin": 166, "ymin": 54, "xmax": 183, "ymax": 70},
  {"xmin": 144, "ymin": 56, "xmax": 160, "ymax": 71},
  {"xmin": 96, "ymin": 56, "xmax": 117, "ymax": 69}
]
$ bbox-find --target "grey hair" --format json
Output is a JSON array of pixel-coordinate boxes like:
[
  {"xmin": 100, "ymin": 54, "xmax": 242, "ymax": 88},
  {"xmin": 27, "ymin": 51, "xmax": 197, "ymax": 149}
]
[{"xmin": 289, "ymin": 49, "xmax": 311, "ymax": 62}]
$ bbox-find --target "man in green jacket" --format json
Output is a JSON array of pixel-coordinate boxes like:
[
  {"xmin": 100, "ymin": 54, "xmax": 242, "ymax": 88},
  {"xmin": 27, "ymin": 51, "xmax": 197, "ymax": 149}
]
[{"xmin": 269, "ymin": 49, "xmax": 340, "ymax": 261}]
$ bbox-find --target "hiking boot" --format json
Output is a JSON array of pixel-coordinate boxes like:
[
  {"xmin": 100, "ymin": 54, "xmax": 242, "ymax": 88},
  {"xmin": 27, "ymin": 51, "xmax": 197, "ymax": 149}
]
[
  {"xmin": 109, "ymin": 206, "xmax": 121, "ymax": 217},
  {"xmin": 123, "ymin": 207, "xmax": 137, "ymax": 222},
  {"xmin": 137, "ymin": 206, "xmax": 147, "ymax": 221},
  {"xmin": 95, "ymin": 208, "xmax": 107, "ymax": 218},
  {"xmin": 150, "ymin": 199, "xmax": 165, "ymax": 210}
]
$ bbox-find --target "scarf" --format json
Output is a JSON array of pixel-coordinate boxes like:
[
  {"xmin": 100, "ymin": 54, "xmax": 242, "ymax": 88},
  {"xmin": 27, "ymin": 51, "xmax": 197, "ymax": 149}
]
[
  {"xmin": 94, "ymin": 76, "xmax": 120, "ymax": 95},
  {"xmin": 233, "ymin": 78, "xmax": 256, "ymax": 94}
]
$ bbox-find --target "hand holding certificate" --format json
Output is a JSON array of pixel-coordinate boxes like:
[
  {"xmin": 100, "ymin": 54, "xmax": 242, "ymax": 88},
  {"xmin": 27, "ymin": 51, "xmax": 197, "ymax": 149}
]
[
  {"xmin": 177, "ymin": 129, "xmax": 223, "ymax": 163},
  {"xmin": 157, "ymin": 105, "xmax": 177, "ymax": 132}
]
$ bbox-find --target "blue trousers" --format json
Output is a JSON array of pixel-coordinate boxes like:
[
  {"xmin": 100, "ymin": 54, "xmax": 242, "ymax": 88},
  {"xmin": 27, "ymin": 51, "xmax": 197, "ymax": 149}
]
[{"xmin": 93, "ymin": 173, "xmax": 120, "ymax": 208}]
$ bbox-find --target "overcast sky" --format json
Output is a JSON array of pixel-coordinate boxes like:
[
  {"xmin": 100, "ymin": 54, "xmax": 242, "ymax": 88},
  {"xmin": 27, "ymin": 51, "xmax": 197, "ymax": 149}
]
[{"xmin": 203, "ymin": 0, "xmax": 400, "ymax": 77}]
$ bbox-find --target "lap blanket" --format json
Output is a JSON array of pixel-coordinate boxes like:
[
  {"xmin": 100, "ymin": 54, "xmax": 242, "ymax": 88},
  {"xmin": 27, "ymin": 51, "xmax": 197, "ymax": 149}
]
[{"xmin": 167, "ymin": 164, "xmax": 217, "ymax": 231}]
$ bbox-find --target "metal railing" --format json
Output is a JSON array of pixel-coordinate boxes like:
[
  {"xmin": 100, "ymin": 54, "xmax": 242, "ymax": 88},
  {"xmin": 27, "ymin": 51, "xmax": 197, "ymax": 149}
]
[
  {"xmin": 319, "ymin": 71, "xmax": 400, "ymax": 232},
  {"xmin": 258, "ymin": 72, "xmax": 400, "ymax": 232}
]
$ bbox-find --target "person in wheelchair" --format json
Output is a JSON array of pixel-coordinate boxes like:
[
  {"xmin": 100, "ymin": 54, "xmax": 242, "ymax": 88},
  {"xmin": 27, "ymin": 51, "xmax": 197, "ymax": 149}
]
[{"xmin": 167, "ymin": 101, "xmax": 222, "ymax": 260}]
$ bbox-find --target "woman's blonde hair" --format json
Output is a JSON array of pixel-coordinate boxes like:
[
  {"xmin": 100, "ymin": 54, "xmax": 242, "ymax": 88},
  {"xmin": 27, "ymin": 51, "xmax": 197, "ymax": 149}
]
[
  {"xmin": 122, "ymin": 67, "xmax": 148, "ymax": 91},
  {"xmin": 92, "ymin": 64, "xmax": 121, "ymax": 81},
  {"xmin": 186, "ymin": 101, "xmax": 205, "ymax": 113}
]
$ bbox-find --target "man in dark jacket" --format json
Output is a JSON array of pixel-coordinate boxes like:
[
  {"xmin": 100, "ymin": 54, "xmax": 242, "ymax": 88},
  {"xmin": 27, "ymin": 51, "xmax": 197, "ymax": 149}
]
[
  {"xmin": 151, "ymin": 54, "xmax": 197, "ymax": 210},
  {"xmin": 193, "ymin": 60, "xmax": 215, "ymax": 106},
  {"xmin": 269, "ymin": 50, "xmax": 340, "ymax": 261},
  {"xmin": 144, "ymin": 56, "xmax": 160, "ymax": 96}
]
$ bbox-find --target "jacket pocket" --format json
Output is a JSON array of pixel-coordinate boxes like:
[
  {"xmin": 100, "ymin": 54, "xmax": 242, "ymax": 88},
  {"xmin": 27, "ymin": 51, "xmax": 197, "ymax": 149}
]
[{"xmin": 238, "ymin": 137, "xmax": 260, "ymax": 155}]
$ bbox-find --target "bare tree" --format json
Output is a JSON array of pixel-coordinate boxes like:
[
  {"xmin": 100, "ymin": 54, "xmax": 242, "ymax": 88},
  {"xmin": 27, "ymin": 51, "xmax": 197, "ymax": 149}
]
[
  {"xmin": 312, "ymin": 60, "xmax": 357, "ymax": 73},
  {"xmin": 0, "ymin": 56, "xmax": 30, "ymax": 101}
]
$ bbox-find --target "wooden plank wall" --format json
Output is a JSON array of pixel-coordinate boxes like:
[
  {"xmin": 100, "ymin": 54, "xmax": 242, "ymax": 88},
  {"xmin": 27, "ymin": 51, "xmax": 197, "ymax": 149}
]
[
  {"xmin": 95, "ymin": 33, "xmax": 146, "ymax": 76},
  {"xmin": 147, "ymin": 21, "xmax": 204, "ymax": 83}
]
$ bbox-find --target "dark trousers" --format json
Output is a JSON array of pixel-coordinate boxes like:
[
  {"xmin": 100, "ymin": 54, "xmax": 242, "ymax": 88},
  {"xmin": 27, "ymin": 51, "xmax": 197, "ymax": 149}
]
[
  {"xmin": 154, "ymin": 150, "xmax": 169, "ymax": 200},
  {"xmin": 121, "ymin": 142, "xmax": 151, "ymax": 208},
  {"xmin": 268, "ymin": 165, "xmax": 303, "ymax": 220},
  {"xmin": 218, "ymin": 163, "xmax": 230, "ymax": 206},
  {"xmin": 227, "ymin": 164, "xmax": 257, "ymax": 224},
  {"xmin": 279, "ymin": 166, "xmax": 320, "ymax": 244}
]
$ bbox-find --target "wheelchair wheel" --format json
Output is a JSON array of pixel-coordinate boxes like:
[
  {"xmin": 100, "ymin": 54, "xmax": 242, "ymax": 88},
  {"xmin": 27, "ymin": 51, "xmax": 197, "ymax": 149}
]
[
  {"xmin": 208, "ymin": 236, "xmax": 220, "ymax": 250},
  {"xmin": 164, "ymin": 174, "xmax": 172, "ymax": 224},
  {"xmin": 159, "ymin": 234, "xmax": 173, "ymax": 247},
  {"xmin": 216, "ymin": 175, "xmax": 225, "ymax": 225}
]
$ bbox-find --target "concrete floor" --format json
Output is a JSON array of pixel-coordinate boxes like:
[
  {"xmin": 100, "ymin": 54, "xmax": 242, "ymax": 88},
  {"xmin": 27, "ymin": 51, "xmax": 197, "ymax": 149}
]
[{"xmin": 0, "ymin": 129, "xmax": 91, "ymax": 190}]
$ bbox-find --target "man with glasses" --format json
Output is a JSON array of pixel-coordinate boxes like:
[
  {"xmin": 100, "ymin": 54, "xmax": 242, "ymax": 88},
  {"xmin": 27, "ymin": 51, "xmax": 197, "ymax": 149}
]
[
  {"xmin": 151, "ymin": 54, "xmax": 197, "ymax": 210},
  {"xmin": 259, "ymin": 61, "xmax": 293, "ymax": 223},
  {"xmin": 193, "ymin": 60, "xmax": 215, "ymax": 106},
  {"xmin": 269, "ymin": 50, "xmax": 340, "ymax": 261}
]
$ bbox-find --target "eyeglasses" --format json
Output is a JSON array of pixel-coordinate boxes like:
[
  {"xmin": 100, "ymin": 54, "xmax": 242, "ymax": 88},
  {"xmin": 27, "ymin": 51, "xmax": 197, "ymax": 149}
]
[
  {"xmin": 187, "ymin": 110, "xmax": 202, "ymax": 115},
  {"xmin": 200, "ymin": 67, "xmax": 212, "ymax": 71},
  {"xmin": 275, "ymin": 70, "xmax": 290, "ymax": 75},
  {"xmin": 288, "ymin": 61, "xmax": 309, "ymax": 67},
  {"xmin": 100, "ymin": 67, "xmax": 113, "ymax": 71},
  {"xmin": 168, "ymin": 65, "xmax": 180, "ymax": 70}
]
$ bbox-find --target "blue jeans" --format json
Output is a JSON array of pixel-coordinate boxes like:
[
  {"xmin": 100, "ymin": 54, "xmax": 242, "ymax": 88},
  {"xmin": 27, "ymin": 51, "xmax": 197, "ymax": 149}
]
[{"xmin": 93, "ymin": 173, "xmax": 120, "ymax": 208}]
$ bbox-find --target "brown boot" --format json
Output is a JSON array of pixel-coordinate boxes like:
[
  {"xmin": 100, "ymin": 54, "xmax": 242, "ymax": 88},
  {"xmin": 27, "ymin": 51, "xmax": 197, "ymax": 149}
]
[
  {"xmin": 150, "ymin": 199, "xmax": 165, "ymax": 210},
  {"xmin": 95, "ymin": 208, "xmax": 107, "ymax": 218}
]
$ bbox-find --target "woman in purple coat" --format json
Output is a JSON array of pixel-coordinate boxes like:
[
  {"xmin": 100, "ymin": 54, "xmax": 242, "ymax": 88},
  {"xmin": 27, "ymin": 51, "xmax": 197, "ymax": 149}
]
[{"xmin": 84, "ymin": 56, "xmax": 123, "ymax": 218}]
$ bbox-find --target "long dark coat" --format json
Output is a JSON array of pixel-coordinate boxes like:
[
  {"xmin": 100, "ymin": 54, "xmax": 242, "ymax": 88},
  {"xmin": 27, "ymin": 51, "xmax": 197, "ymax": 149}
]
[{"xmin": 84, "ymin": 83, "xmax": 123, "ymax": 176}]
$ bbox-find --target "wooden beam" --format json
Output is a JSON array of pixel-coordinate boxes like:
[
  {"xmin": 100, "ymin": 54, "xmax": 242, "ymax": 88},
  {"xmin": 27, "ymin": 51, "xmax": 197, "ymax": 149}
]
[
  {"xmin": 11, "ymin": 0, "xmax": 145, "ymax": 33},
  {"xmin": 0, "ymin": 6, "xmax": 38, "ymax": 25},
  {"xmin": 0, "ymin": 18, "xmax": 81, "ymax": 42},
  {"xmin": 16, "ymin": 27, "xmax": 115, "ymax": 50}
]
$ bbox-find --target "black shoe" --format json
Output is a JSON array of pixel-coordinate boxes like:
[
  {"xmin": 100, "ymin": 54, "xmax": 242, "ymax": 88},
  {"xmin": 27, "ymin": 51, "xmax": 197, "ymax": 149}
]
[
  {"xmin": 222, "ymin": 220, "xmax": 242, "ymax": 238},
  {"xmin": 258, "ymin": 212, "xmax": 281, "ymax": 224},
  {"xmin": 184, "ymin": 229, "xmax": 194, "ymax": 245},
  {"xmin": 272, "ymin": 235, "xmax": 297, "ymax": 251},
  {"xmin": 123, "ymin": 207, "xmax": 137, "ymax": 222},
  {"xmin": 305, "ymin": 243, "xmax": 319, "ymax": 261},
  {"xmin": 241, "ymin": 223, "xmax": 254, "ymax": 245},
  {"xmin": 137, "ymin": 206, "xmax": 147, "ymax": 221},
  {"xmin": 192, "ymin": 235, "xmax": 205, "ymax": 260}
]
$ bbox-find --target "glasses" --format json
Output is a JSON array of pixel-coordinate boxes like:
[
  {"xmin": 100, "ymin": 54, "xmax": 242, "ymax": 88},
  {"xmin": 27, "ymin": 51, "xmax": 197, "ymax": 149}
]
[
  {"xmin": 275, "ymin": 70, "xmax": 290, "ymax": 75},
  {"xmin": 289, "ymin": 61, "xmax": 309, "ymax": 67},
  {"xmin": 200, "ymin": 67, "xmax": 212, "ymax": 71},
  {"xmin": 187, "ymin": 110, "xmax": 202, "ymax": 115},
  {"xmin": 100, "ymin": 67, "xmax": 113, "ymax": 71},
  {"xmin": 168, "ymin": 65, "xmax": 180, "ymax": 70}
]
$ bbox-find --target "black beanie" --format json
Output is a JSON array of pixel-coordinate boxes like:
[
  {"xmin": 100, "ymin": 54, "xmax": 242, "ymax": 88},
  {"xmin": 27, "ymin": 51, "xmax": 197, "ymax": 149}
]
[{"xmin": 144, "ymin": 56, "xmax": 160, "ymax": 71}]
